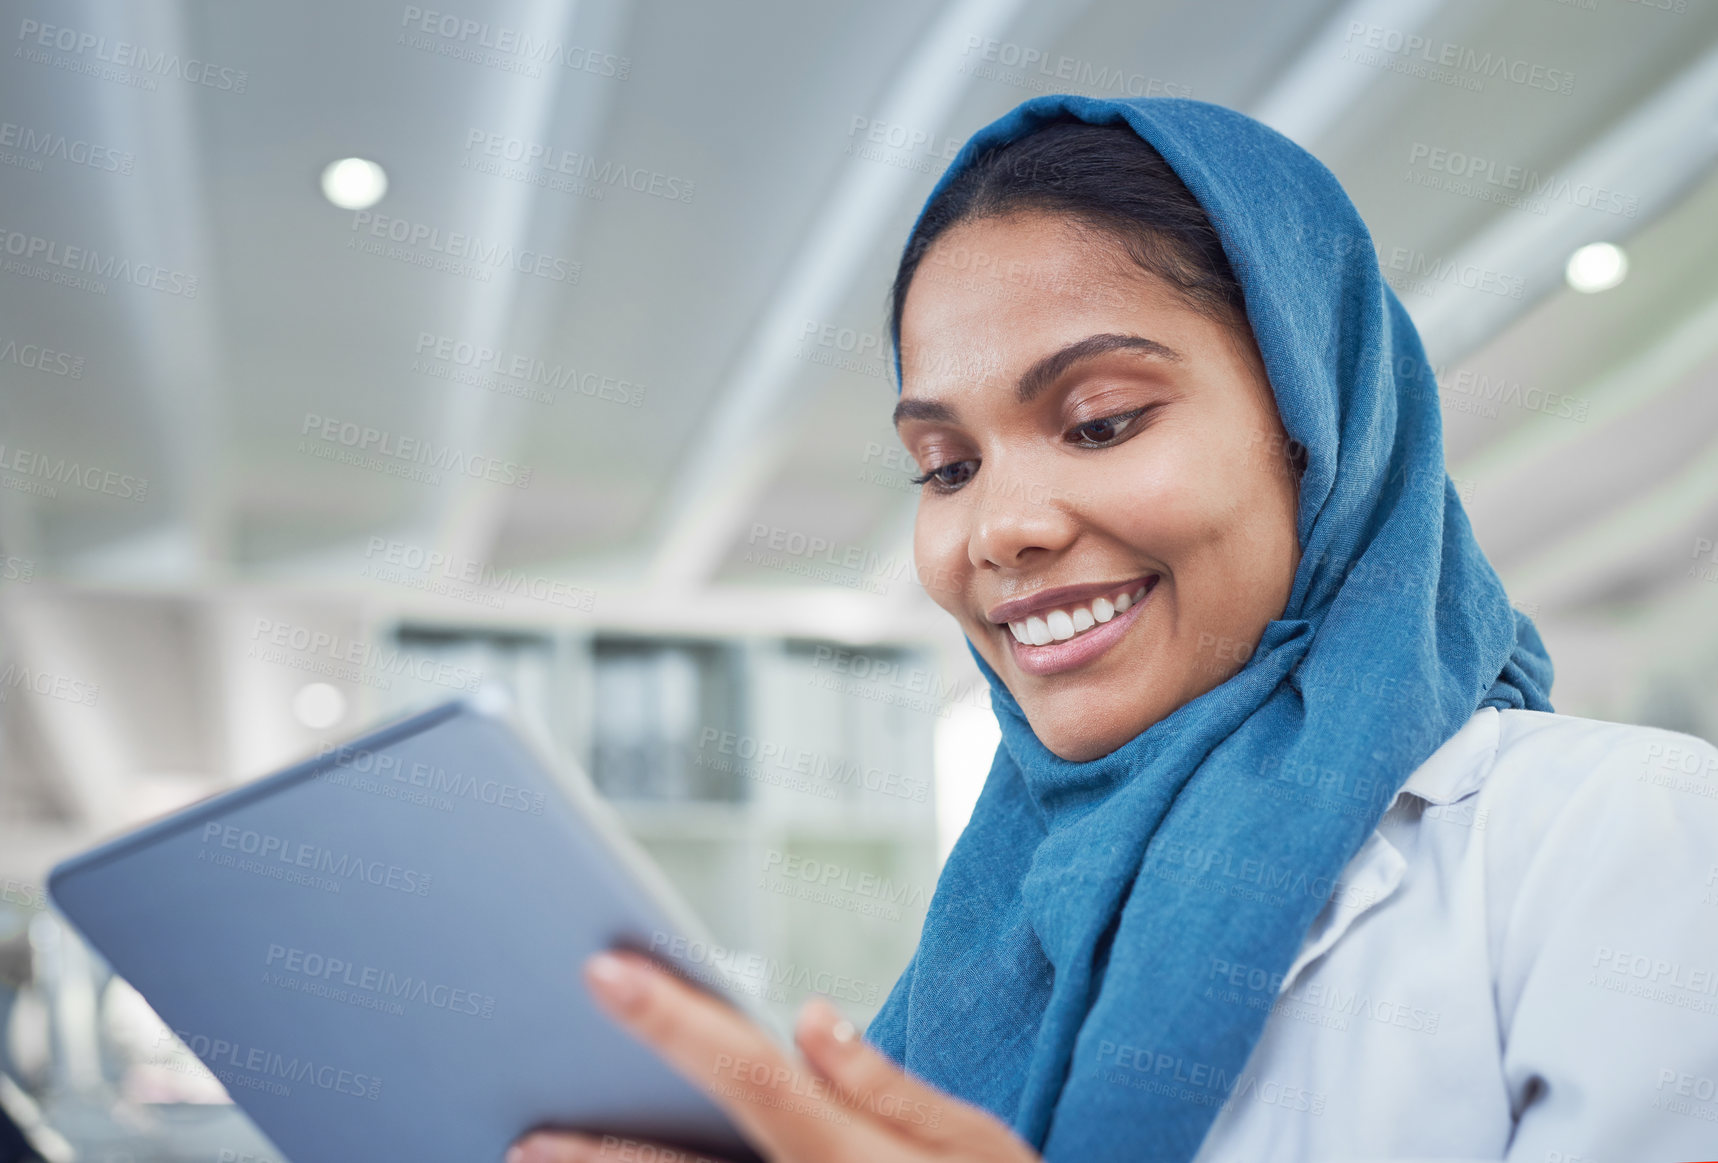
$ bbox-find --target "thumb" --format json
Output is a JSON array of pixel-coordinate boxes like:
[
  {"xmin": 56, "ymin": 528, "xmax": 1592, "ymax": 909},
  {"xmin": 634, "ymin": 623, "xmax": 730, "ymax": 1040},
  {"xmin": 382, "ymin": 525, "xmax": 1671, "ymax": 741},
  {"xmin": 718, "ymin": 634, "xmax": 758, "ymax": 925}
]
[{"xmin": 792, "ymin": 998, "xmax": 1032, "ymax": 1156}]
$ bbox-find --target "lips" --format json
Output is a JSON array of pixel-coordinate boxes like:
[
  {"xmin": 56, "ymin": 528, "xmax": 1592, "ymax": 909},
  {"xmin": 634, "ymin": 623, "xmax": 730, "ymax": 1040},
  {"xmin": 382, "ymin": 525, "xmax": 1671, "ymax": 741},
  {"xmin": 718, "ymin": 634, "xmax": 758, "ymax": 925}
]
[
  {"xmin": 996, "ymin": 575, "xmax": 1160, "ymax": 678},
  {"xmin": 1004, "ymin": 580, "xmax": 1151, "ymax": 646},
  {"xmin": 985, "ymin": 574, "xmax": 1159, "ymax": 628}
]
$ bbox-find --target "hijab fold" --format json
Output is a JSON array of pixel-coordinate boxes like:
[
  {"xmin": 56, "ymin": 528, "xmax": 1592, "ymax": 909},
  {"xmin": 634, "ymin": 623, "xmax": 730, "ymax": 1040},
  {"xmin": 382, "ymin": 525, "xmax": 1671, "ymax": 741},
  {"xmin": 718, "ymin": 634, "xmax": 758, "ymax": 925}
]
[{"xmin": 865, "ymin": 95, "xmax": 1554, "ymax": 1163}]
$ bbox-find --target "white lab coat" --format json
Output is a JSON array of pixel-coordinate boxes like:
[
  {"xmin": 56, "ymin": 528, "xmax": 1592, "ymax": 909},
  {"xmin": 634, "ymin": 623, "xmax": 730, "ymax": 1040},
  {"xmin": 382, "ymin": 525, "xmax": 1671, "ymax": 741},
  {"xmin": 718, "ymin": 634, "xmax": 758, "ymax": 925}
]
[{"xmin": 1189, "ymin": 706, "xmax": 1718, "ymax": 1163}]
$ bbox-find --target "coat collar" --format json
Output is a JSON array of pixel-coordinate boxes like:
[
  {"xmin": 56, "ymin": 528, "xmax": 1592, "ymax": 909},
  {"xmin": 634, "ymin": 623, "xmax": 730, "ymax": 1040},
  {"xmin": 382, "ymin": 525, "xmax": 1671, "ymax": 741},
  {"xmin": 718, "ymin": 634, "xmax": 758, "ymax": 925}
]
[
  {"xmin": 1277, "ymin": 706, "xmax": 1502, "ymax": 996},
  {"xmin": 1395, "ymin": 705, "xmax": 1502, "ymax": 806}
]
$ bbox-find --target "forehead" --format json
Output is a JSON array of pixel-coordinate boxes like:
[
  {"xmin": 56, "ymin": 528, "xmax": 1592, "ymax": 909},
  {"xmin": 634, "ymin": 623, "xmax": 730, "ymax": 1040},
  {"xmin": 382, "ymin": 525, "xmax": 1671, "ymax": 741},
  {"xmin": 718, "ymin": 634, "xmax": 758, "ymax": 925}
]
[
  {"xmin": 897, "ymin": 214, "xmax": 1192, "ymax": 391},
  {"xmin": 905, "ymin": 214, "xmax": 1134, "ymax": 319}
]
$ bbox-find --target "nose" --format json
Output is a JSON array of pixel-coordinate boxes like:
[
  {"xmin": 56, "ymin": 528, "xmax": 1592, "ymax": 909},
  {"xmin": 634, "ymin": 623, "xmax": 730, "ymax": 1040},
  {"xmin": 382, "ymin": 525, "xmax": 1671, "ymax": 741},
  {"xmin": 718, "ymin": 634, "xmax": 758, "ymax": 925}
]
[{"xmin": 966, "ymin": 458, "xmax": 1079, "ymax": 571}]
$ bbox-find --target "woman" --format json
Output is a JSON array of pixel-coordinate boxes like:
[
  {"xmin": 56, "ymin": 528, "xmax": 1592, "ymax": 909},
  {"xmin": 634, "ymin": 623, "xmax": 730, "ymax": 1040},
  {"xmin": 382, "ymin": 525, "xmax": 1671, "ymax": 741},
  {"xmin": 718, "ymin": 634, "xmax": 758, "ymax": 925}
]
[{"xmin": 512, "ymin": 96, "xmax": 1718, "ymax": 1162}]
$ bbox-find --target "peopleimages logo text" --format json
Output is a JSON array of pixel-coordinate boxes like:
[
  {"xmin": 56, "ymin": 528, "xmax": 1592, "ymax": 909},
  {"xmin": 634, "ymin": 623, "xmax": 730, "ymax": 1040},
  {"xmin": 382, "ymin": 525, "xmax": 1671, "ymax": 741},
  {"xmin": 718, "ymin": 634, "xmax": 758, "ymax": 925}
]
[
  {"xmin": 0, "ymin": 225, "xmax": 198, "ymax": 297},
  {"xmin": 314, "ymin": 741, "xmax": 549, "ymax": 816},
  {"xmin": 1406, "ymin": 143, "xmax": 1637, "ymax": 218},
  {"xmin": 0, "ymin": 443, "xmax": 148, "ymax": 500},
  {"xmin": 201, "ymin": 822, "xmax": 433, "ymax": 896},
  {"xmin": 247, "ymin": 617, "xmax": 484, "ymax": 693},
  {"xmin": 264, "ymin": 943, "xmax": 496, "ymax": 1018},
  {"xmin": 1342, "ymin": 23, "xmax": 1574, "ymax": 94},
  {"xmin": 298, "ymin": 412, "xmax": 532, "ymax": 488},
  {"xmin": 0, "ymin": 119, "xmax": 134, "ymax": 173},
  {"xmin": 346, "ymin": 211, "xmax": 579, "ymax": 284},
  {"xmin": 399, "ymin": 6, "xmax": 630, "ymax": 78},
  {"xmin": 157, "ymin": 1027, "xmax": 382, "ymax": 1100},
  {"xmin": 16, "ymin": 18, "xmax": 249, "ymax": 91}
]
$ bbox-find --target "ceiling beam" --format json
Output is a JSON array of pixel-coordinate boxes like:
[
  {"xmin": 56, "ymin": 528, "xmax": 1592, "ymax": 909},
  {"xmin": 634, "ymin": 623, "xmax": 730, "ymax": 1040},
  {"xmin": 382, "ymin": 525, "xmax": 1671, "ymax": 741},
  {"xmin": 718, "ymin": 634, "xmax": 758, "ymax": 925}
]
[
  {"xmin": 55, "ymin": 3, "xmax": 234, "ymax": 583},
  {"xmin": 639, "ymin": 0, "xmax": 1041, "ymax": 596},
  {"xmin": 1405, "ymin": 43, "xmax": 1718, "ymax": 364},
  {"xmin": 414, "ymin": 0, "xmax": 627, "ymax": 577},
  {"xmin": 0, "ymin": 592, "xmax": 135, "ymax": 832},
  {"xmin": 251, "ymin": 0, "xmax": 627, "ymax": 596},
  {"xmin": 1454, "ymin": 291, "xmax": 1718, "ymax": 491},
  {"xmin": 1247, "ymin": 0, "xmax": 1450, "ymax": 146},
  {"xmin": 1504, "ymin": 425, "xmax": 1718, "ymax": 612}
]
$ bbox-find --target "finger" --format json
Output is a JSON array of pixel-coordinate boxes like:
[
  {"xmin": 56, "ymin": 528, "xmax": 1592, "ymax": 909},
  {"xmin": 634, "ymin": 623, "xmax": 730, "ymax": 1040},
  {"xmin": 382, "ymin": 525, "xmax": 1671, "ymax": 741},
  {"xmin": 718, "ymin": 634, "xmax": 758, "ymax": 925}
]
[
  {"xmin": 508, "ymin": 1130, "xmax": 599, "ymax": 1163},
  {"xmin": 792, "ymin": 998, "xmax": 952, "ymax": 1138},
  {"xmin": 510, "ymin": 1130, "xmax": 731, "ymax": 1163},
  {"xmin": 794, "ymin": 997, "xmax": 1034, "ymax": 1156},
  {"xmin": 584, "ymin": 951, "xmax": 900, "ymax": 1163}
]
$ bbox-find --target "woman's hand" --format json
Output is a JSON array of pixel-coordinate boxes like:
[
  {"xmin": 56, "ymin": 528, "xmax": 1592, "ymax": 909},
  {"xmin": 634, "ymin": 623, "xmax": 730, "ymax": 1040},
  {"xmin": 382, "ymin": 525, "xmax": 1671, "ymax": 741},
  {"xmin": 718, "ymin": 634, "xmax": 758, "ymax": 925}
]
[{"xmin": 508, "ymin": 950, "xmax": 1040, "ymax": 1163}]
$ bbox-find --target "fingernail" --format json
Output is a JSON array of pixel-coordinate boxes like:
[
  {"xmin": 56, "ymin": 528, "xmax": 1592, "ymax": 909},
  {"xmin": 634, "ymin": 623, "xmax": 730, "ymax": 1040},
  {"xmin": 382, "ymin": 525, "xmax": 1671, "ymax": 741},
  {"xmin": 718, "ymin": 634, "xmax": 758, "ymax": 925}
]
[
  {"xmin": 803, "ymin": 995, "xmax": 856, "ymax": 1046},
  {"xmin": 585, "ymin": 951, "xmax": 647, "ymax": 1012}
]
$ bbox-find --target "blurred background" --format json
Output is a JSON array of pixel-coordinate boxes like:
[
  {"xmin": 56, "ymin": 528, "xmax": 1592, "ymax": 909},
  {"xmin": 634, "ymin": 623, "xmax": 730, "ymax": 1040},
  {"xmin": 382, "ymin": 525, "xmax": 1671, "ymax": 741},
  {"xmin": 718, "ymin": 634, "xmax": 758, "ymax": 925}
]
[{"xmin": 2, "ymin": 0, "xmax": 1717, "ymax": 1158}]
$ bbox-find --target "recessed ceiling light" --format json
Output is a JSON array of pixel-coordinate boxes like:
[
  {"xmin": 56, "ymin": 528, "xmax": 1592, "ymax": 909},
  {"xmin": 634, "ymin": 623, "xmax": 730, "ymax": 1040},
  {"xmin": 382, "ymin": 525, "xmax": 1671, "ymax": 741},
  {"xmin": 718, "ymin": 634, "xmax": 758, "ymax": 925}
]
[
  {"xmin": 320, "ymin": 157, "xmax": 388, "ymax": 210},
  {"xmin": 291, "ymin": 681, "xmax": 347, "ymax": 729},
  {"xmin": 1565, "ymin": 242, "xmax": 1628, "ymax": 294}
]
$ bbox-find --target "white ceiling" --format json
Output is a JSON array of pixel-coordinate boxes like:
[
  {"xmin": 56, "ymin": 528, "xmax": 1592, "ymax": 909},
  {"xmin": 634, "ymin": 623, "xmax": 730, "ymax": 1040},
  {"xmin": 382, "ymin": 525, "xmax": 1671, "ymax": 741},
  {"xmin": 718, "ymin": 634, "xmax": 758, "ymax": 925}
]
[{"xmin": 4, "ymin": 0, "xmax": 1718, "ymax": 857}]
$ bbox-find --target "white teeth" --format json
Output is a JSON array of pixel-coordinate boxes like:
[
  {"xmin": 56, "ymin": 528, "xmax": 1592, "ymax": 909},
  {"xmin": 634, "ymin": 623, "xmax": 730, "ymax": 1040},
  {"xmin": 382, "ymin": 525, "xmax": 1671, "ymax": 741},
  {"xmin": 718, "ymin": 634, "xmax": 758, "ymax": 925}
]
[{"xmin": 1006, "ymin": 581, "xmax": 1152, "ymax": 647}]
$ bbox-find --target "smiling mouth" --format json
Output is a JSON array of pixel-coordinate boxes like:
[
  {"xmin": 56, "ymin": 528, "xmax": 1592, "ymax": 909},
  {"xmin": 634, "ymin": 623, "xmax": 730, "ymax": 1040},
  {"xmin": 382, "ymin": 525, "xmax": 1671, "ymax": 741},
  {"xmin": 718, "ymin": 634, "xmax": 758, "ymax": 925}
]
[{"xmin": 1004, "ymin": 579, "xmax": 1153, "ymax": 646}]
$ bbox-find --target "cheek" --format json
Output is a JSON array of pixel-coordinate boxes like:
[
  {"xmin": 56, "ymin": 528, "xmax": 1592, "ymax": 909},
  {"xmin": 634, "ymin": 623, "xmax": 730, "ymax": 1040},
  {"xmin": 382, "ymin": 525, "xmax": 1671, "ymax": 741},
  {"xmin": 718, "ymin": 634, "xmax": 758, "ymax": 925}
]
[
  {"xmin": 1079, "ymin": 437, "xmax": 1236, "ymax": 561},
  {"xmin": 913, "ymin": 501, "xmax": 972, "ymax": 613}
]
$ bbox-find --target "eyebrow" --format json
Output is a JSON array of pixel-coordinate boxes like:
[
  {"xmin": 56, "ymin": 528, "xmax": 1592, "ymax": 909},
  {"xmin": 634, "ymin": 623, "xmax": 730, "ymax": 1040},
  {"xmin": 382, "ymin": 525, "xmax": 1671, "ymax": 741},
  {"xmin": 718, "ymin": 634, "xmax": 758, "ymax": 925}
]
[{"xmin": 891, "ymin": 332, "xmax": 1182, "ymax": 428}]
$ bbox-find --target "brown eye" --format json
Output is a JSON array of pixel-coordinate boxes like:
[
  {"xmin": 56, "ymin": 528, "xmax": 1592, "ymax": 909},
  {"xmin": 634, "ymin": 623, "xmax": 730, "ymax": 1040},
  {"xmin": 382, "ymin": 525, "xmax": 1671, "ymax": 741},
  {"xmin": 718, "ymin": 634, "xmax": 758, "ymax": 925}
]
[
  {"xmin": 1076, "ymin": 417, "xmax": 1124, "ymax": 443},
  {"xmin": 1068, "ymin": 407, "xmax": 1146, "ymax": 448},
  {"xmin": 910, "ymin": 460, "xmax": 978, "ymax": 493}
]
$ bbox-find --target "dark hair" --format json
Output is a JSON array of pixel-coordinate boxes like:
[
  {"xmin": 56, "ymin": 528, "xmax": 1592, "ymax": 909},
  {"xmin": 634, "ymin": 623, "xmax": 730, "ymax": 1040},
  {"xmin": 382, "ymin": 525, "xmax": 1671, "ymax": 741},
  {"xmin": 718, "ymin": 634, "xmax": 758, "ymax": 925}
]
[{"xmin": 888, "ymin": 118, "xmax": 1251, "ymax": 372}]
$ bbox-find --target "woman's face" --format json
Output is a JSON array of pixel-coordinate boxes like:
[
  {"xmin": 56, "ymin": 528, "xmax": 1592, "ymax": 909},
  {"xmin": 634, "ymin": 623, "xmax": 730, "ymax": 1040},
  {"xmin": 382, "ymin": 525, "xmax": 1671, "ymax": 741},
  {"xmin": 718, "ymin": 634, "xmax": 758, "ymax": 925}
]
[{"xmin": 895, "ymin": 212, "xmax": 1303, "ymax": 762}]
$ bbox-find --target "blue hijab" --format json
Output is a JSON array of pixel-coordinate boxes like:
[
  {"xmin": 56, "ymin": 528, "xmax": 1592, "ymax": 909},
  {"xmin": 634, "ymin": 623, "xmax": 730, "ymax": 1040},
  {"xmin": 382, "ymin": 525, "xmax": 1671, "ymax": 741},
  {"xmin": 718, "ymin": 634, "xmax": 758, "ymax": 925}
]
[{"xmin": 866, "ymin": 95, "xmax": 1555, "ymax": 1162}]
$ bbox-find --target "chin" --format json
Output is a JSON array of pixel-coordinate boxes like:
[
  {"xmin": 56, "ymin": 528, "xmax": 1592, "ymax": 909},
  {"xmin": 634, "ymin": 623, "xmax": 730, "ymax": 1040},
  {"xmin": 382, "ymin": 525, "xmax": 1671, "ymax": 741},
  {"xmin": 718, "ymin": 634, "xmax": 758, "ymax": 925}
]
[
  {"xmin": 1026, "ymin": 721, "xmax": 1134, "ymax": 762},
  {"xmin": 1035, "ymin": 727, "xmax": 1115, "ymax": 763},
  {"xmin": 968, "ymin": 628, "xmax": 1155, "ymax": 761},
  {"xmin": 1018, "ymin": 681, "xmax": 1164, "ymax": 763}
]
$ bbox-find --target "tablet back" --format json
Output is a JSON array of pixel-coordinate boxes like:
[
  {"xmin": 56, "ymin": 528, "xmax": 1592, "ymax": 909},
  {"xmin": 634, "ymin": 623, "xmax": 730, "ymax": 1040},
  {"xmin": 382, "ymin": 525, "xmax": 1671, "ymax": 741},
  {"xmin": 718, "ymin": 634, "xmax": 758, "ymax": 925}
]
[{"xmin": 48, "ymin": 699, "xmax": 763, "ymax": 1163}]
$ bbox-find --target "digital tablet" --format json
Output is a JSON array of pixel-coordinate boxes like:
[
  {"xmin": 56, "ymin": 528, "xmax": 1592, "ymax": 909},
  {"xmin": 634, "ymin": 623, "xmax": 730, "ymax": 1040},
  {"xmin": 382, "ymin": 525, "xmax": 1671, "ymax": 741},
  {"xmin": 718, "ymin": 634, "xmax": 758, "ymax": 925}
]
[{"xmin": 47, "ymin": 692, "xmax": 766, "ymax": 1163}]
